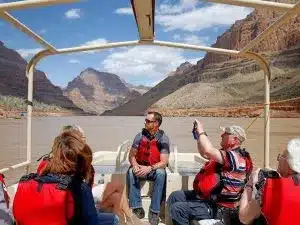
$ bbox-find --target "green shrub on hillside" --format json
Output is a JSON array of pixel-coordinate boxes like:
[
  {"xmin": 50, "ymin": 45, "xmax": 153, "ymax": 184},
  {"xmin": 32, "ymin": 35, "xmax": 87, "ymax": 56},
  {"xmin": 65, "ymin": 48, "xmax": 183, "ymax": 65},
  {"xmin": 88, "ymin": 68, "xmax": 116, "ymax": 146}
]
[{"xmin": 0, "ymin": 95, "xmax": 64, "ymax": 112}]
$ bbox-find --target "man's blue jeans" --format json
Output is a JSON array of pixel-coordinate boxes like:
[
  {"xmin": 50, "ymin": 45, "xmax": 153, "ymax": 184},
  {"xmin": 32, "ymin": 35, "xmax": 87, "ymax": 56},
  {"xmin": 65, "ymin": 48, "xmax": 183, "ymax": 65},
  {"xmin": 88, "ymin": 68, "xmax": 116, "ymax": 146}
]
[
  {"xmin": 167, "ymin": 190, "xmax": 216, "ymax": 225},
  {"xmin": 127, "ymin": 168, "xmax": 166, "ymax": 213}
]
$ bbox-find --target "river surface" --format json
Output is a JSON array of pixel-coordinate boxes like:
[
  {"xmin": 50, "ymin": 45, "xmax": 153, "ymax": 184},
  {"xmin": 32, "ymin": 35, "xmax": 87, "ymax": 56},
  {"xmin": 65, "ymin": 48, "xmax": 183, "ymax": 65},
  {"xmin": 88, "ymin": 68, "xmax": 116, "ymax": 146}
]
[{"xmin": 1, "ymin": 116, "xmax": 299, "ymax": 184}]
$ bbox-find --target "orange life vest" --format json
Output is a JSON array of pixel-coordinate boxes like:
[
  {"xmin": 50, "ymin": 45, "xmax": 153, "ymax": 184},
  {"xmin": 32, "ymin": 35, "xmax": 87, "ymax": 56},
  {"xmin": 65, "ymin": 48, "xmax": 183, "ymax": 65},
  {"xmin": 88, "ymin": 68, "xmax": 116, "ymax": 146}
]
[
  {"xmin": 135, "ymin": 129, "xmax": 163, "ymax": 166},
  {"xmin": 0, "ymin": 173, "xmax": 9, "ymax": 208},
  {"xmin": 260, "ymin": 174, "xmax": 300, "ymax": 225},
  {"xmin": 13, "ymin": 173, "xmax": 82, "ymax": 225}
]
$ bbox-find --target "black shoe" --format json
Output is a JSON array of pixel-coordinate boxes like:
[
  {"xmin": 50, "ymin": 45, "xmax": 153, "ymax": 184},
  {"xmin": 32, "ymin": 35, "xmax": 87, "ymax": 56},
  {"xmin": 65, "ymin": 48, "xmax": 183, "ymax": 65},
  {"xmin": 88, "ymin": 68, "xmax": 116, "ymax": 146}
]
[
  {"xmin": 132, "ymin": 208, "xmax": 145, "ymax": 219},
  {"xmin": 149, "ymin": 212, "xmax": 159, "ymax": 225}
]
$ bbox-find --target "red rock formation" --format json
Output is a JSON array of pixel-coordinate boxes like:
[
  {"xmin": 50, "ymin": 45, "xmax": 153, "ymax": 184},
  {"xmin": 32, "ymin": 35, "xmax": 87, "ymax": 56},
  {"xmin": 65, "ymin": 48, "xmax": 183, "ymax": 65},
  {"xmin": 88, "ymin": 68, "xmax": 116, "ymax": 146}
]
[
  {"xmin": 202, "ymin": 0, "xmax": 300, "ymax": 67},
  {"xmin": 0, "ymin": 41, "xmax": 79, "ymax": 110},
  {"xmin": 64, "ymin": 68, "xmax": 141, "ymax": 114}
]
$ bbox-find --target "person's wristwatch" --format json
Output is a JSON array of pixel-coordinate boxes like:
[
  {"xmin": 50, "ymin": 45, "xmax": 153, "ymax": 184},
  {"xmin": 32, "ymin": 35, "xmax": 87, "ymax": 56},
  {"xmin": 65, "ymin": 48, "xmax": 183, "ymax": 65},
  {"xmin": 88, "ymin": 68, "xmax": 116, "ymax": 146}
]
[{"xmin": 198, "ymin": 131, "xmax": 208, "ymax": 137}]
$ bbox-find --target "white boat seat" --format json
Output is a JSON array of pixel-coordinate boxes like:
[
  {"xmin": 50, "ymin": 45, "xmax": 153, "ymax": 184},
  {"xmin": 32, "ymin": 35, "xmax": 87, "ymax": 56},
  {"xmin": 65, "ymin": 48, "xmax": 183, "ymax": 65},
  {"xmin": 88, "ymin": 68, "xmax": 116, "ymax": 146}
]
[
  {"xmin": 140, "ymin": 180, "xmax": 154, "ymax": 197},
  {"xmin": 191, "ymin": 219, "xmax": 223, "ymax": 225}
]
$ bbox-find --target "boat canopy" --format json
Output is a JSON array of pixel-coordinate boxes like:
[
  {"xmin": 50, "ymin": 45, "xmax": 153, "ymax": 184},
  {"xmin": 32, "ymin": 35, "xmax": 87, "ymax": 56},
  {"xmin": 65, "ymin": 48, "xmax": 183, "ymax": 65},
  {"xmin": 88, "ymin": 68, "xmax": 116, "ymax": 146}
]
[{"xmin": 0, "ymin": 0, "xmax": 299, "ymax": 173}]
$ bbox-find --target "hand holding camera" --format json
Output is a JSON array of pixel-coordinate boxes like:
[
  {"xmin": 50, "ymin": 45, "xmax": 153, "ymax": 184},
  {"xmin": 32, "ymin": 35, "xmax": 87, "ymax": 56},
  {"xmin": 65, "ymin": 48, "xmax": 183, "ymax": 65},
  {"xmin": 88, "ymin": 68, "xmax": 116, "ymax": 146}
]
[{"xmin": 192, "ymin": 119, "xmax": 205, "ymax": 140}]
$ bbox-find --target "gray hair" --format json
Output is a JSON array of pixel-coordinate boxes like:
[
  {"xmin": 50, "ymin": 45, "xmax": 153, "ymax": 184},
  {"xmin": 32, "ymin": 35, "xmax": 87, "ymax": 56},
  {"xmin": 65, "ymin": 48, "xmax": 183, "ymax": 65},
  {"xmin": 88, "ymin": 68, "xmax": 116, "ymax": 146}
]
[{"xmin": 287, "ymin": 138, "xmax": 300, "ymax": 173}]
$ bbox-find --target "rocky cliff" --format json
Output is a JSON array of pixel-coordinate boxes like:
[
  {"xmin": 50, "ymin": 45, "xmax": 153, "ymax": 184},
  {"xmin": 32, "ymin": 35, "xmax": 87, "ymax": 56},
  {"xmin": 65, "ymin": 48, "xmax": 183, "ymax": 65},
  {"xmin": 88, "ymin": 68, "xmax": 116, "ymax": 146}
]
[
  {"xmin": 0, "ymin": 41, "xmax": 80, "ymax": 110},
  {"xmin": 202, "ymin": 0, "xmax": 300, "ymax": 67},
  {"xmin": 103, "ymin": 0, "xmax": 300, "ymax": 116},
  {"xmin": 64, "ymin": 68, "xmax": 141, "ymax": 114}
]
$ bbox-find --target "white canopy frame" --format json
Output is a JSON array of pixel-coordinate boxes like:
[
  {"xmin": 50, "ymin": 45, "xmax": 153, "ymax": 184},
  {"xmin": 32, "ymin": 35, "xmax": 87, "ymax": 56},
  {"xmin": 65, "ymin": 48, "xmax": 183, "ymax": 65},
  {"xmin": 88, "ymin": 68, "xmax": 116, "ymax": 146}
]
[{"xmin": 0, "ymin": 0, "xmax": 299, "ymax": 173}]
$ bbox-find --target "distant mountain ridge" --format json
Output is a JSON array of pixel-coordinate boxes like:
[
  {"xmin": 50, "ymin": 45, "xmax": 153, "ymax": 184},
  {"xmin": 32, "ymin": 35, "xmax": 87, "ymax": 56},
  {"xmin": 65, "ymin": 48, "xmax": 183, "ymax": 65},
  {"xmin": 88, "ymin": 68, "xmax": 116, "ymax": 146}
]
[
  {"xmin": 63, "ymin": 68, "xmax": 142, "ymax": 114},
  {"xmin": 0, "ymin": 41, "xmax": 80, "ymax": 111},
  {"xmin": 121, "ymin": 79, "xmax": 151, "ymax": 94}
]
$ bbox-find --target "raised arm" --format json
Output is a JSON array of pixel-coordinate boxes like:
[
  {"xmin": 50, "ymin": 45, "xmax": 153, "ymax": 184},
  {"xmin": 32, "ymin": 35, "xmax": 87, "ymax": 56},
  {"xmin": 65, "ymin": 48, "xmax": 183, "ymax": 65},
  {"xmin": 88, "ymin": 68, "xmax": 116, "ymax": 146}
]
[{"xmin": 194, "ymin": 120, "xmax": 223, "ymax": 164}]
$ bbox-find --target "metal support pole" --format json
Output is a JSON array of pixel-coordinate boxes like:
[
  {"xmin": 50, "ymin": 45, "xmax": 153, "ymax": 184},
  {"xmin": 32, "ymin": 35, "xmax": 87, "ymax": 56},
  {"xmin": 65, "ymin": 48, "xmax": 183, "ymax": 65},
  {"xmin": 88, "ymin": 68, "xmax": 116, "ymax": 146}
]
[
  {"xmin": 0, "ymin": 12, "xmax": 57, "ymax": 52},
  {"xmin": 152, "ymin": 40, "xmax": 240, "ymax": 55},
  {"xmin": 25, "ymin": 50, "xmax": 52, "ymax": 173},
  {"xmin": 243, "ymin": 52, "xmax": 271, "ymax": 169},
  {"xmin": 26, "ymin": 65, "xmax": 34, "ymax": 172},
  {"xmin": 207, "ymin": 0, "xmax": 294, "ymax": 12}
]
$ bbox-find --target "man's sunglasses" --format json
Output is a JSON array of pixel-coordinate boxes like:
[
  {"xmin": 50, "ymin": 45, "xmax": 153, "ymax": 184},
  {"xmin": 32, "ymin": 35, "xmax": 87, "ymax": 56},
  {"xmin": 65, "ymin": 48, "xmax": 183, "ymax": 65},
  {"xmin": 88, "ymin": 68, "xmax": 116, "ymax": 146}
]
[
  {"xmin": 145, "ymin": 119, "xmax": 156, "ymax": 124},
  {"xmin": 277, "ymin": 153, "xmax": 287, "ymax": 161}
]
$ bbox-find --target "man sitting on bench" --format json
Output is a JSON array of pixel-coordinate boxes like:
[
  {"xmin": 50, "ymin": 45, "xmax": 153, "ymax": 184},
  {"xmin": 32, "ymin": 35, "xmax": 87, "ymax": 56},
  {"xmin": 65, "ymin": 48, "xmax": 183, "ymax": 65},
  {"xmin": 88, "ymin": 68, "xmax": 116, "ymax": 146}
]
[{"xmin": 127, "ymin": 111, "xmax": 170, "ymax": 225}]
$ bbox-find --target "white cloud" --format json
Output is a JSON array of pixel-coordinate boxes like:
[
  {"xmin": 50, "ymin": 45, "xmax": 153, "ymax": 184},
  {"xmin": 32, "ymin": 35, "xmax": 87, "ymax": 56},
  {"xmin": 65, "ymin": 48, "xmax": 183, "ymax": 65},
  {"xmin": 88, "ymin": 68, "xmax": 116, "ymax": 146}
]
[
  {"xmin": 69, "ymin": 59, "xmax": 80, "ymax": 64},
  {"xmin": 183, "ymin": 35, "xmax": 203, "ymax": 45},
  {"xmin": 17, "ymin": 48, "xmax": 43, "ymax": 58},
  {"xmin": 187, "ymin": 57, "xmax": 202, "ymax": 65},
  {"xmin": 157, "ymin": 4, "xmax": 253, "ymax": 32},
  {"xmin": 78, "ymin": 38, "xmax": 108, "ymax": 54},
  {"xmin": 84, "ymin": 38, "xmax": 108, "ymax": 46},
  {"xmin": 173, "ymin": 34, "xmax": 209, "ymax": 45},
  {"xmin": 102, "ymin": 46, "xmax": 186, "ymax": 80},
  {"xmin": 116, "ymin": 1, "xmax": 252, "ymax": 32},
  {"xmin": 114, "ymin": 7, "xmax": 133, "ymax": 15},
  {"xmin": 159, "ymin": 0, "xmax": 198, "ymax": 14},
  {"xmin": 65, "ymin": 9, "xmax": 82, "ymax": 19}
]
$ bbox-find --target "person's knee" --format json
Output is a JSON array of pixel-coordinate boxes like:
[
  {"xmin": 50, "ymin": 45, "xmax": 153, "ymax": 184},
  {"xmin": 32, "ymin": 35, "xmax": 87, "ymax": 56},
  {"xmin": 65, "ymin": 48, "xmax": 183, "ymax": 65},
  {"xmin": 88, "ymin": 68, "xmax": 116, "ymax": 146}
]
[
  {"xmin": 170, "ymin": 202, "xmax": 187, "ymax": 220},
  {"xmin": 155, "ymin": 168, "xmax": 166, "ymax": 179},
  {"xmin": 167, "ymin": 191, "xmax": 183, "ymax": 204}
]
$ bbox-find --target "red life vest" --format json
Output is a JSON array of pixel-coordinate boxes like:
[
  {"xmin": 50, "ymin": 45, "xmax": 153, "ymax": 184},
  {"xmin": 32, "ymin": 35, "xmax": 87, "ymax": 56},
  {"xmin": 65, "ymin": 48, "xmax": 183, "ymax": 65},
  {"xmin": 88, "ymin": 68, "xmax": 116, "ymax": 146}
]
[
  {"xmin": 13, "ymin": 173, "xmax": 81, "ymax": 225},
  {"xmin": 37, "ymin": 158, "xmax": 48, "ymax": 175},
  {"xmin": 193, "ymin": 148, "xmax": 253, "ymax": 201},
  {"xmin": 135, "ymin": 129, "xmax": 163, "ymax": 166},
  {"xmin": 261, "ymin": 174, "xmax": 300, "ymax": 225},
  {"xmin": 193, "ymin": 160, "xmax": 222, "ymax": 198},
  {"xmin": 0, "ymin": 173, "xmax": 9, "ymax": 208}
]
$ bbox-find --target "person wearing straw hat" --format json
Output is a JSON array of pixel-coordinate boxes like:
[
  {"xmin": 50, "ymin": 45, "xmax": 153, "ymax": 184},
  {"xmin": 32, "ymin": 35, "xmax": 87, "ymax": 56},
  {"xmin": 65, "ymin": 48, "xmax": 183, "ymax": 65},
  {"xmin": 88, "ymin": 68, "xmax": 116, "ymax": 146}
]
[
  {"xmin": 239, "ymin": 138, "xmax": 300, "ymax": 225},
  {"xmin": 167, "ymin": 120, "xmax": 253, "ymax": 225}
]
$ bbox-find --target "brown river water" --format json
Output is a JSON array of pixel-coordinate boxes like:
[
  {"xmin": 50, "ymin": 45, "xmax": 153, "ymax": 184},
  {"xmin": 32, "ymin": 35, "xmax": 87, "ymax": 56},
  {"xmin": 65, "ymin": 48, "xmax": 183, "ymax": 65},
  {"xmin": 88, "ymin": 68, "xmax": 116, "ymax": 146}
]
[{"xmin": 0, "ymin": 116, "xmax": 299, "ymax": 184}]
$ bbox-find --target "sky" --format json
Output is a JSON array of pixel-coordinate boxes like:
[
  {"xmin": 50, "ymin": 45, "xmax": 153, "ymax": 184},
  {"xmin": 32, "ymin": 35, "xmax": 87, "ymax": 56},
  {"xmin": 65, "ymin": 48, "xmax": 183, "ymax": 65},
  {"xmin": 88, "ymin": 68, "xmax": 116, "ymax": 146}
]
[{"xmin": 1, "ymin": 0, "xmax": 253, "ymax": 87}]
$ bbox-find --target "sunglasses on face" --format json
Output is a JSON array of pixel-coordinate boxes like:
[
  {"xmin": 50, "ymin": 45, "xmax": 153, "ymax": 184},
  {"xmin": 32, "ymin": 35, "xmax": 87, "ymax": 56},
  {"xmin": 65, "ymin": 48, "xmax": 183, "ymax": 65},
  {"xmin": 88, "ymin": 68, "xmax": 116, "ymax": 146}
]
[
  {"xmin": 277, "ymin": 153, "xmax": 287, "ymax": 161},
  {"xmin": 145, "ymin": 119, "xmax": 156, "ymax": 124}
]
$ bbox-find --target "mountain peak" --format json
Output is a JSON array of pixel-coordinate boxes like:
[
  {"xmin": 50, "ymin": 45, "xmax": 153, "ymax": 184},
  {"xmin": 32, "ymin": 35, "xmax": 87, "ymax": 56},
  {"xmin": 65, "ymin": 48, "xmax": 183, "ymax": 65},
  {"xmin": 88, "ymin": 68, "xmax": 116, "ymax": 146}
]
[{"xmin": 64, "ymin": 68, "xmax": 141, "ymax": 114}]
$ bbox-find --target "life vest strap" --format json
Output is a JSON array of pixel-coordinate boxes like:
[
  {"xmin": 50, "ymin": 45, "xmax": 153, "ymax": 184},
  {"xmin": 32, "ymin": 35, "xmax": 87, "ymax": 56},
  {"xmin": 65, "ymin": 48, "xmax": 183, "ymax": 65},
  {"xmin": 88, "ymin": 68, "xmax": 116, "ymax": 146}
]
[{"xmin": 19, "ymin": 173, "xmax": 73, "ymax": 191}]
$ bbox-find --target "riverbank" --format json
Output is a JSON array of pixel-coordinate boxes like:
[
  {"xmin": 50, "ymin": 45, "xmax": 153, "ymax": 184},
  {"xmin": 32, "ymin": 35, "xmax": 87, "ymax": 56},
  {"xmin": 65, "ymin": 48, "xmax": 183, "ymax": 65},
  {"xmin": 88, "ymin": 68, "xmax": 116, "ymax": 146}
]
[
  {"xmin": 0, "ymin": 95, "xmax": 91, "ymax": 119},
  {"xmin": 0, "ymin": 108, "xmax": 90, "ymax": 119},
  {"xmin": 150, "ymin": 97, "xmax": 300, "ymax": 118}
]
